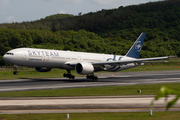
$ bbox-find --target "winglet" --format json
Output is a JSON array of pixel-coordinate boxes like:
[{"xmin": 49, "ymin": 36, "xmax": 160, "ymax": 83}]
[{"xmin": 125, "ymin": 33, "xmax": 146, "ymax": 59}]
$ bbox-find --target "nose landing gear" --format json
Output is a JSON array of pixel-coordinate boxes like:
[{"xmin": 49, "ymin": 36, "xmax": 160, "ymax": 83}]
[{"xmin": 13, "ymin": 65, "xmax": 18, "ymax": 75}]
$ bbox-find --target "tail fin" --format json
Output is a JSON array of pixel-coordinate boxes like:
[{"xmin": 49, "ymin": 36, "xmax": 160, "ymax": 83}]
[{"xmin": 125, "ymin": 33, "xmax": 146, "ymax": 59}]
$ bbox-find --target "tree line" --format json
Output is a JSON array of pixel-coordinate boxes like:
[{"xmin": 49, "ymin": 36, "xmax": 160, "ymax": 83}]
[{"xmin": 0, "ymin": 28, "xmax": 177, "ymax": 65}]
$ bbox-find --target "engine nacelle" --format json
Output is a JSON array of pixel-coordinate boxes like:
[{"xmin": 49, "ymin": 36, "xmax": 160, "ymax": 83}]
[
  {"xmin": 34, "ymin": 67, "xmax": 52, "ymax": 72},
  {"xmin": 75, "ymin": 63, "xmax": 94, "ymax": 75}
]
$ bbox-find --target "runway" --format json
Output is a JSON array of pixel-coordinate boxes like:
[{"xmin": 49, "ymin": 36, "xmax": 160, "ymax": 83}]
[
  {"xmin": 0, "ymin": 70, "xmax": 180, "ymax": 92},
  {"xmin": 0, "ymin": 95, "xmax": 180, "ymax": 114}
]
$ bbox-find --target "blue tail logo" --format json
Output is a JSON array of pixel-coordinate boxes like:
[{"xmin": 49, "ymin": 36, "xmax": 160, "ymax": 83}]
[
  {"xmin": 135, "ymin": 41, "xmax": 142, "ymax": 52},
  {"xmin": 125, "ymin": 33, "xmax": 146, "ymax": 59}
]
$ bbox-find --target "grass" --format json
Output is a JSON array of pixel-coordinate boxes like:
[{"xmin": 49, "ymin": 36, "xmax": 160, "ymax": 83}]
[
  {"xmin": 0, "ymin": 112, "xmax": 180, "ymax": 120},
  {"xmin": 0, "ymin": 83, "xmax": 180, "ymax": 97}
]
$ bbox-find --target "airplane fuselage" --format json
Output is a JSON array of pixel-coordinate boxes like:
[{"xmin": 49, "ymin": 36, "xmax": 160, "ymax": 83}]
[{"xmin": 3, "ymin": 48, "xmax": 139, "ymax": 72}]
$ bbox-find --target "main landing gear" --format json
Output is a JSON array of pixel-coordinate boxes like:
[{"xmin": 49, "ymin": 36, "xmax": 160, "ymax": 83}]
[
  {"xmin": 86, "ymin": 74, "xmax": 98, "ymax": 81},
  {"xmin": 13, "ymin": 65, "xmax": 18, "ymax": 75},
  {"xmin": 63, "ymin": 70, "xmax": 75, "ymax": 79},
  {"xmin": 63, "ymin": 70, "xmax": 98, "ymax": 81}
]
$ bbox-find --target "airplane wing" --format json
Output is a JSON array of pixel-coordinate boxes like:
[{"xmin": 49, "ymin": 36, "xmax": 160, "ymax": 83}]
[
  {"xmin": 67, "ymin": 56, "xmax": 169, "ymax": 66},
  {"xmin": 92, "ymin": 56, "xmax": 168, "ymax": 66}
]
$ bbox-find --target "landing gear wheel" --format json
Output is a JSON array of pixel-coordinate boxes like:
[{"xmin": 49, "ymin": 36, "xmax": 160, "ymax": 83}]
[
  {"xmin": 94, "ymin": 76, "xmax": 98, "ymax": 81},
  {"xmin": 86, "ymin": 75, "xmax": 90, "ymax": 79},
  {"xmin": 13, "ymin": 71, "xmax": 18, "ymax": 75},
  {"xmin": 13, "ymin": 65, "xmax": 18, "ymax": 75},
  {"xmin": 69, "ymin": 75, "xmax": 75, "ymax": 79},
  {"xmin": 63, "ymin": 73, "xmax": 67, "ymax": 77},
  {"xmin": 86, "ymin": 75, "xmax": 98, "ymax": 82},
  {"xmin": 63, "ymin": 70, "xmax": 75, "ymax": 79}
]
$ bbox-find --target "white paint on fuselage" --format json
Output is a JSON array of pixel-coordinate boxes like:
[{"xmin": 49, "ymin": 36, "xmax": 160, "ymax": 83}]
[{"xmin": 3, "ymin": 48, "xmax": 138, "ymax": 72}]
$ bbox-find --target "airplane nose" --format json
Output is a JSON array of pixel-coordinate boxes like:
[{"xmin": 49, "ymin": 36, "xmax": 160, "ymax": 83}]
[
  {"xmin": 2, "ymin": 54, "xmax": 11, "ymax": 63},
  {"xmin": 2, "ymin": 54, "xmax": 7, "ymax": 62}
]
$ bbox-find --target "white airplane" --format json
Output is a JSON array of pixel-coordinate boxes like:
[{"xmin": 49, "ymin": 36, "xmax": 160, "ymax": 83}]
[{"xmin": 3, "ymin": 33, "xmax": 168, "ymax": 81}]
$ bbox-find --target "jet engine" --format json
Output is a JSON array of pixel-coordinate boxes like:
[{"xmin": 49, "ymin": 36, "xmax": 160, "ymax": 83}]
[
  {"xmin": 34, "ymin": 67, "xmax": 52, "ymax": 72},
  {"xmin": 75, "ymin": 63, "xmax": 94, "ymax": 75}
]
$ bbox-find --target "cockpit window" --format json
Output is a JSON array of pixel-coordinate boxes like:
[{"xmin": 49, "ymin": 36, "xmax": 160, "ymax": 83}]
[{"xmin": 6, "ymin": 53, "xmax": 14, "ymax": 55}]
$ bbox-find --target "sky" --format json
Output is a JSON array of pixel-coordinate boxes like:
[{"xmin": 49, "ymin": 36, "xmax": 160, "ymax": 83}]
[{"xmin": 0, "ymin": 0, "xmax": 161, "ymax": 23}]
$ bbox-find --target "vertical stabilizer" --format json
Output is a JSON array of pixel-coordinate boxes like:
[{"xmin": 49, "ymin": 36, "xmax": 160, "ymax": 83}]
[{"xmin": 125, "ymin": 33, "xmax": 146, "ymax": 59}]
